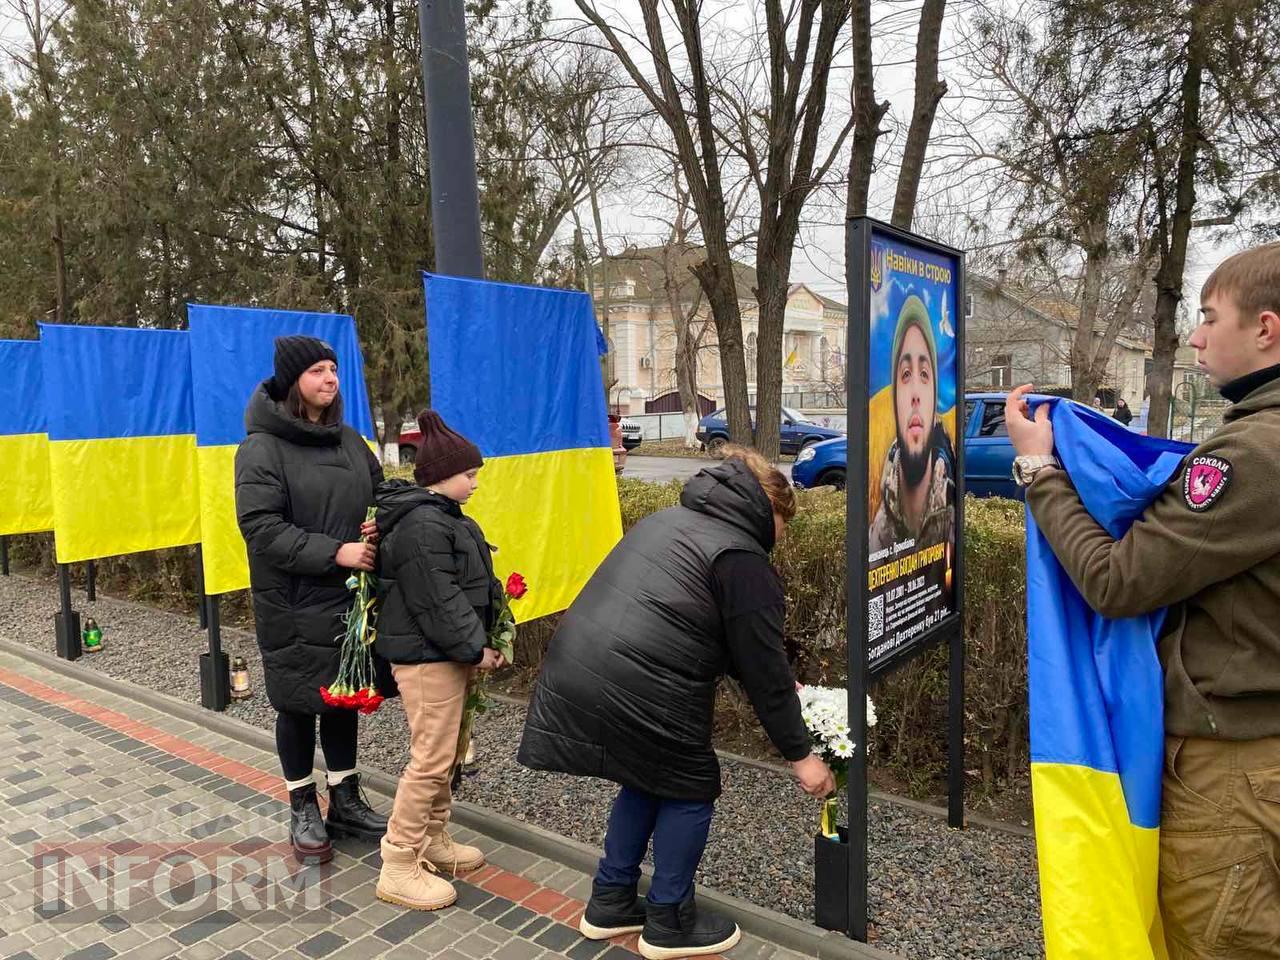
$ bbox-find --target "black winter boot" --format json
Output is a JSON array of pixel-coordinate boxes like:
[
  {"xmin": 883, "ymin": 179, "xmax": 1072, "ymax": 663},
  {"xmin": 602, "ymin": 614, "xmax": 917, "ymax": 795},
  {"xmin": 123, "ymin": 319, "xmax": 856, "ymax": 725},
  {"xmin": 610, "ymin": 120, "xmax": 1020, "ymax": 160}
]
[
  {"xmin": 325, "ymin": 773, "xmax": 389, "ymax": 842},
  {"xmin": 638, "ymin": 895, "xmax": 740, "ymax": 960},
  {"xmin": 288, "ymin": 784, "xmax": 333, "ymax": 865},
  {"xmin": 579, "ymin": 880, "xmax": 647, "ymax": 940}
]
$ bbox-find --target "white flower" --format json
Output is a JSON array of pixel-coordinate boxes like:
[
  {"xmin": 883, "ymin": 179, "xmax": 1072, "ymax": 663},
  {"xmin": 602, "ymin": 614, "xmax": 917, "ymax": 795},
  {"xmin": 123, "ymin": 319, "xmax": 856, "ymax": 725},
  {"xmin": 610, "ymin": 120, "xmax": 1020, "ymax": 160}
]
[
  {"xmin": 799, "ymin": 685, "xmax": 878, "ymax": 739},
  {"xmin": 831, "ymin": 738, "xmax": 855, "ymax": 759}
]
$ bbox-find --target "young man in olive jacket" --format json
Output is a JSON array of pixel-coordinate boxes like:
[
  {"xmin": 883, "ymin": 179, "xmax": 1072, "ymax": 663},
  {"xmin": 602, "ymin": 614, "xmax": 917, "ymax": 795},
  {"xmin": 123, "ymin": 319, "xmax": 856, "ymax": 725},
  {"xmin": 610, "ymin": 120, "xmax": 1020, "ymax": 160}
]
[{"xmin": 1005, "ymin": 244, "xmax": 1280, "ymax": 959}]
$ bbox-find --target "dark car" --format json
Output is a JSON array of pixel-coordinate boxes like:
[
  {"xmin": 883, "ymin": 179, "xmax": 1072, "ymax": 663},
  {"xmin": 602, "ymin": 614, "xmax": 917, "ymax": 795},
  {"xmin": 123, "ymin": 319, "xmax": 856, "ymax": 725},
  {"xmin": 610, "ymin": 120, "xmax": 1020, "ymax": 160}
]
[
  {"xmin": 790, "ymin": 393, "xmax": 1021, "ymax": 499},
  {"xmin": 696, "ymin": 406, "xmax": 845, "ymax": 456}
]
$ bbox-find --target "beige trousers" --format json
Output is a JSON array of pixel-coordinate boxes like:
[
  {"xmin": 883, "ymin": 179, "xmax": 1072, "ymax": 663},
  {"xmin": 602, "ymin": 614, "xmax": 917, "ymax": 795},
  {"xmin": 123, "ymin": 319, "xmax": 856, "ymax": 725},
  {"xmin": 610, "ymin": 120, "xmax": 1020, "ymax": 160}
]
[
  {"xmin": 1160, "ymin": 734, "xmax": 1280, "ymax": 959},
  {"xmin": 385, "ymin": 661, "xmax": 469, "ymax": 850}
]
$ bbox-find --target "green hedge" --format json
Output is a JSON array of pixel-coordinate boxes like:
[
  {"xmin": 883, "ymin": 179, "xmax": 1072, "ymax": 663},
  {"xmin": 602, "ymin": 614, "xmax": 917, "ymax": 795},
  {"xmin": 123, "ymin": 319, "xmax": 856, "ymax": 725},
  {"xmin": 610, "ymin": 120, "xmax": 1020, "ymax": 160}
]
[{"xmin": 6, "ymin": 478, "xmax": 1029, "ymax": 801}]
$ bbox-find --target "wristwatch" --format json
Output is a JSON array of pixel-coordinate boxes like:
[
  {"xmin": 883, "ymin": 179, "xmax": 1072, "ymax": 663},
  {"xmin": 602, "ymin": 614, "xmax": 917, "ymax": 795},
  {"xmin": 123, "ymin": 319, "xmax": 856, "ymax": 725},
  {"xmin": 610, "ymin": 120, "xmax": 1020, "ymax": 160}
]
[{"xmin": 1012, "ymin": 454, "xmax": 1059, "ymax": 487}]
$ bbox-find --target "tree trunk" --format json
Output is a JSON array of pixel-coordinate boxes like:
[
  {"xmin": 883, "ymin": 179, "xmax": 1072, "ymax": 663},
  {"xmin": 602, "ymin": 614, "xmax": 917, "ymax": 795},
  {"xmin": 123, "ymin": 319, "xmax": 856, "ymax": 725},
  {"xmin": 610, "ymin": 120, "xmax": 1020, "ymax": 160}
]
[
  {"xmin": 693, "ymin": 255, "xmax": 751, "ymax": 444},
  {"xmin": 751, "ymin": 0, "xmax": 848, "ymax": 461},
  {"xmin": 890, "ymin": 0, "xmax": 947, "ymax": 229},
  {"xmin": 1070, "ymin": 227, "xmax": 1107, "ymax": 402},
  {"xmin": 51, "ymin": 205, "xmax": 69, "ymax": 323},
  {"xmin": 847, "ymin": 0, "xmax": 888, "ymax": 218},
  {"xmin": 664, "ymin": 243, "xmax": 704, "ymax": 449},
  {"xmin": 376, "ymin": 372, "xmax": 402, "ymax": 466},
  {"xmin": 754, "ymin": 272, "xmax": 790, "ymax": 461},
  {"xmin": 160, "ymin": 221, "xmax": 175, "ymax": 328},
  {"xmin": 301, "ymin": 0, "xmax": 327, "ymax": 280},
  {"xmin": 675, "ymin": 334, "xmax": 701, "ymax": 447},
  {"xmin": 30, "ymin": 0, "xmax": 70, "ymax": 324},
  {"xmin": 587, "ymin": 171, "xmax": 613, "ymax": 404},
  {"xmin": 1148, "ymin": 5, "xmax": 1206, "ymax": 439}
]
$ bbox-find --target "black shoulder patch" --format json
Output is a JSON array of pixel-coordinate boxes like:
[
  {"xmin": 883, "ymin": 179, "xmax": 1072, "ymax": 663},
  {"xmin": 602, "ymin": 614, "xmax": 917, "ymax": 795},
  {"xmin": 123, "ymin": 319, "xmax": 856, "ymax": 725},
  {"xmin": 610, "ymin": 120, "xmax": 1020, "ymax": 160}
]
[{"xmin": 1182, "ymin": 455, "xmax": 1232, "ymax": 512}]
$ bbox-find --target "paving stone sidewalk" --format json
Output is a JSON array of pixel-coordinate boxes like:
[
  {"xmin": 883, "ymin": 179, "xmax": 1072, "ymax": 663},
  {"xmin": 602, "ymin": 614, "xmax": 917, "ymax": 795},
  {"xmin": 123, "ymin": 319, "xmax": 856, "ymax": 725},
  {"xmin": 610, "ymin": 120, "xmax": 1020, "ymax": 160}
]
[{"xmin": 0, "ymin": 650, "xmax": 811, "ymax": 960}]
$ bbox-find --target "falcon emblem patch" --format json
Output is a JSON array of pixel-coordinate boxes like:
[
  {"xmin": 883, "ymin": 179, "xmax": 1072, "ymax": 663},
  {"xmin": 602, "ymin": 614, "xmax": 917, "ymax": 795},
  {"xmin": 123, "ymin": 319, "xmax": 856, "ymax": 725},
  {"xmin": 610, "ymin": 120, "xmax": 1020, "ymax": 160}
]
[{"xmin": 1183, "ymin": 455, "xmax": 1232, "ymax": 512}]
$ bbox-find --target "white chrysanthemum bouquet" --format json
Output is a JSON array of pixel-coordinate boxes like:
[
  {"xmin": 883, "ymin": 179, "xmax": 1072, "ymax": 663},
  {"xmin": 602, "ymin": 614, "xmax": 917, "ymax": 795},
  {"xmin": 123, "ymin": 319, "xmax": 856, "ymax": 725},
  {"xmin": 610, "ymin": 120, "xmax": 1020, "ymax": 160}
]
[{"xmin": 799, "ymin": 685, "xmax": 877, "ymax": 838}]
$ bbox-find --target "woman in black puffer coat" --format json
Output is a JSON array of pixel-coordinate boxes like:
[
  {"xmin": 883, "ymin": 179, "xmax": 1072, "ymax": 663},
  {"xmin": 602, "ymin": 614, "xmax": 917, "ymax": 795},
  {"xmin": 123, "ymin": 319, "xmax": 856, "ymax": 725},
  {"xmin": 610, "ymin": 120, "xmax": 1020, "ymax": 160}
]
[
  {"xmin": 517, "ymin": 447, "xmax": 835, "ymax": 960},
  {"xmin": 234, "ymin": 335, "xmax": 389, "ymax": 865}
]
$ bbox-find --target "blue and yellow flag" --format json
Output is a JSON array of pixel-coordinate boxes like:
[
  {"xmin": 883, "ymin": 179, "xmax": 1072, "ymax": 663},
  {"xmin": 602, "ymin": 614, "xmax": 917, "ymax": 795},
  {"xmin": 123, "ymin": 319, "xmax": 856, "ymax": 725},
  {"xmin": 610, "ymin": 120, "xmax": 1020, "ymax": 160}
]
[
  {"xmin": 1027, "ymin": 399, "xmax": 1192, "ymax": 959},
  {"xmin": 187, "ymin": 304, "xmax": 376, "ymax": 595},
  {"xmin": 423, "ymin": 273, "xmax": 622, "ymax": 622},
  {"xmin": 39, "ymin": 324, "xmax": 200, "ymax": 562},
  {"xmin": 0, "ymin": 340, "xmax": 53, "ymax": 535}
]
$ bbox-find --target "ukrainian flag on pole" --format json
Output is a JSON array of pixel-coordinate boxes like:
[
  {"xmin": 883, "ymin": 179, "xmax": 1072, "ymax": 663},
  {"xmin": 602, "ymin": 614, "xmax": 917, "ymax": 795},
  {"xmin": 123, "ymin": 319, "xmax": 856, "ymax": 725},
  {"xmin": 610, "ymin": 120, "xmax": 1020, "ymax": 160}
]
[
  {"xmin": 0, "ymin": 340, "xmax": 53, "ymax": 536},
  {"xmin": 40, "ymin": 325, "xmax": 200, "ymax": 562},
  {"xmin": 1028, "ymin": 399, "xmax": 1191, "ymax": 959},
  {"xmin": 187, "ymin": 304, "xmax": 376, "ymax": 595},
  {"xmin": 423, "ymin": 273, "xmax": 622, "ymax": 622}
]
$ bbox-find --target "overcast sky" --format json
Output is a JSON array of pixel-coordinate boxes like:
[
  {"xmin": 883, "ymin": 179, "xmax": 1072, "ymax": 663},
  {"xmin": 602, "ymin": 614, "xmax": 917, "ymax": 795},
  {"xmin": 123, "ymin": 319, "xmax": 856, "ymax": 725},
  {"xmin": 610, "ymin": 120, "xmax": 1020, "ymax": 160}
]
[{"xmin": 0, "ymin": 0, "xmax": 1245, "ymax": 314}]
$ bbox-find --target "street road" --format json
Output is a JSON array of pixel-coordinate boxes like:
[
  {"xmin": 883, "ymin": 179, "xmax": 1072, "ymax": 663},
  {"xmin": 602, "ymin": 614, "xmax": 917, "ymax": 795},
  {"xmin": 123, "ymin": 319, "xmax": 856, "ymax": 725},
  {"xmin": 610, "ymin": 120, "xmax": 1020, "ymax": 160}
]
[{"xmin": 622, "ymin": 455, "xmax": 792, "ymax": 484}]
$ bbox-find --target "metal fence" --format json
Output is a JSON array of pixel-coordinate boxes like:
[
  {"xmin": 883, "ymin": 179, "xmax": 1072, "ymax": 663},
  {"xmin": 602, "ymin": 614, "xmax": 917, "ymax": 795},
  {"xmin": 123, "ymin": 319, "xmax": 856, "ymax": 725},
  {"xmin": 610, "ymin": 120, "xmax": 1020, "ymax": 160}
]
[
  {"xmin": 626, "ymin": 408, "xmax": 848, "ymax": 442},
  {"xmin": 626, "ymin": 413, "xmax": 693, "ymax": 442}
]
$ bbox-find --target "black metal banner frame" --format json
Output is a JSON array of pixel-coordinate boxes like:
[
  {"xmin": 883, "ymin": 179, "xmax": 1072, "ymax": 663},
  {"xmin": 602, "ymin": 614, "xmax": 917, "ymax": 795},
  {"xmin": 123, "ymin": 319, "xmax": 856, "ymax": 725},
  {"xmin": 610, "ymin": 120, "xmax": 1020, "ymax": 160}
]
[{"xmin": 841, "ymin": 216, "xmax": 967, "ymax": 942}]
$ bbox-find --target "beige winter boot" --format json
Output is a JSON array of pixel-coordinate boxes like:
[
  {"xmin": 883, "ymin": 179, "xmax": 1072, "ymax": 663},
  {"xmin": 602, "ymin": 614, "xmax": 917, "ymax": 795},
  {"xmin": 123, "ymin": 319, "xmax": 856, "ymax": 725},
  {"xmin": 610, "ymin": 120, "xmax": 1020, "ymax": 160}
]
[
  {"xmin": 376, "ymin": 838, "xmax": 457, "ymax": 911},
  {"xmin": 421, "ymin": 829, "xmax": 486, "ymax": 875}
]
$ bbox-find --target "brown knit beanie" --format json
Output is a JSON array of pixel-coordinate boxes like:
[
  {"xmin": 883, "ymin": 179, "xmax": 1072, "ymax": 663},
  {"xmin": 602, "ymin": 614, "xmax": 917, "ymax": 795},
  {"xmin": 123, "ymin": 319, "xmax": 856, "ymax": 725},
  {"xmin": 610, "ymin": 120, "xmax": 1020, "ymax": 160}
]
[{"xmin": 413, "ymin": 411, "xmax": 483, "ymax": 487}]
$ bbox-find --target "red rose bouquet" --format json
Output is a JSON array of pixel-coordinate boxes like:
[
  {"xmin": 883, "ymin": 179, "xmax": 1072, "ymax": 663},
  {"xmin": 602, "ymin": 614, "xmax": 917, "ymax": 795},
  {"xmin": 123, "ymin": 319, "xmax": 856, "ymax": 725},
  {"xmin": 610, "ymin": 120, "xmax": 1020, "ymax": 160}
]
[
  {"xmin": 319, "ymin": 507, "xmax": 385, "ymax": 714},
  {"xmin": 453, "ymin": 572, "xmax": 526, "ymax": 777}
]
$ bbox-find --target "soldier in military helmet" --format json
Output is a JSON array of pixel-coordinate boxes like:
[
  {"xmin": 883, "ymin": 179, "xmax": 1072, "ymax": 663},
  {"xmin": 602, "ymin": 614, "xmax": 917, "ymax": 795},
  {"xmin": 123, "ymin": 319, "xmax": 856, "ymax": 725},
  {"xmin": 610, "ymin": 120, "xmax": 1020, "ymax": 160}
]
[{"xmin": 869, "ymin": 294, "xmax": 956, "ymax": 555}]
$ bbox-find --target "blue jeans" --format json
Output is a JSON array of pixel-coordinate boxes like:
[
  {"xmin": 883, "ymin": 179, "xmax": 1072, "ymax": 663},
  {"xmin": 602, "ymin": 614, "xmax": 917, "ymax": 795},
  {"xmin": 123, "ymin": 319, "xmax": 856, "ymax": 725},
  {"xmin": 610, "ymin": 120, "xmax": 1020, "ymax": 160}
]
[{"xmin": 594, "ymin": 786, "xmax": 714, "ymax": 905}]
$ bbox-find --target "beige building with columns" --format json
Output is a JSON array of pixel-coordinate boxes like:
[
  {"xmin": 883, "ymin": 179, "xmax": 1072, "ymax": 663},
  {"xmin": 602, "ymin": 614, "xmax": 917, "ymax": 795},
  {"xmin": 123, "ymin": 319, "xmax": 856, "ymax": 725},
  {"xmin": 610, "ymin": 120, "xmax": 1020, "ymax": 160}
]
[{"xmin": 594, "ymin": 246, "xmax": 849, "ymax": 415}]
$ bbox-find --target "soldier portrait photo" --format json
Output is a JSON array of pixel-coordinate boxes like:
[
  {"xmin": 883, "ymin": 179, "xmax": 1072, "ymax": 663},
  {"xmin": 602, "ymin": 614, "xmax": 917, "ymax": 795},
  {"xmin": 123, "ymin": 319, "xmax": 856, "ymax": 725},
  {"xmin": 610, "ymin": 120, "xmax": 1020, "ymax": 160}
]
[{"xmin": 869, "ymin": 293, "xmax": 956, "ymax": 556}]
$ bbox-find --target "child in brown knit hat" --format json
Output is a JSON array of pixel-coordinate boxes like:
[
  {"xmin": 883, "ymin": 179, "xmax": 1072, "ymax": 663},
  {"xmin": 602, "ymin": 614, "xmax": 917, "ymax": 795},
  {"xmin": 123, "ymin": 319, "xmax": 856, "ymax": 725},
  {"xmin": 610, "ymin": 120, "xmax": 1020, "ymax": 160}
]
[{"xmin": 371, "ymin": 411, "xmax": 506, "ymax": 911}]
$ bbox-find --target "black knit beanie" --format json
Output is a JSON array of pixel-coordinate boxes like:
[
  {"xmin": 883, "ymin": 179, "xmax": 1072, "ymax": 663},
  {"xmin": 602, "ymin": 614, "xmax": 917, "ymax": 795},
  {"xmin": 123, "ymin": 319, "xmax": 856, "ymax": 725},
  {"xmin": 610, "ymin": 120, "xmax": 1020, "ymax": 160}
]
[
  {"xmin": 414, "ymin": 411, "xmax": 483, "ymax": 487},
  {"xmin": 270, "ymin": 335, "xmax": 338, "ymax": 396}
]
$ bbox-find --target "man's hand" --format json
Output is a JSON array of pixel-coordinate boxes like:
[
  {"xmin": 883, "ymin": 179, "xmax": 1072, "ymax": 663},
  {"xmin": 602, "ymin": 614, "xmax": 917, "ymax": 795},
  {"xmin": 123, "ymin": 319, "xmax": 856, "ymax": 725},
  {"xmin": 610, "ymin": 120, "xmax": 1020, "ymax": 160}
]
[
  {"xmin": 791, "ymin": 754, "xmax": 836, "ymax": 797},
  {"xmin": 336, "ymin": 542, "xmax": 376, "ymax": 571},
  {"xmin": 1005, "ymin": 384, "xmax": 1055, "ymax": 458},
  {"xmin": 477, "ymin": 648, "xmax": 507, "ymax": 671}
]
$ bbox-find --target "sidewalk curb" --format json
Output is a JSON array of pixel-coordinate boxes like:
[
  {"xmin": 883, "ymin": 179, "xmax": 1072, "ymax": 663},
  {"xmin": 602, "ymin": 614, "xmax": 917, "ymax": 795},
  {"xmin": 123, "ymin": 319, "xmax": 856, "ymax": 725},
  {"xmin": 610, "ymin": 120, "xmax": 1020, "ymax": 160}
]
[{"xmin": 0, "ymin": 638, "xmax": 898, "ymax": 960}]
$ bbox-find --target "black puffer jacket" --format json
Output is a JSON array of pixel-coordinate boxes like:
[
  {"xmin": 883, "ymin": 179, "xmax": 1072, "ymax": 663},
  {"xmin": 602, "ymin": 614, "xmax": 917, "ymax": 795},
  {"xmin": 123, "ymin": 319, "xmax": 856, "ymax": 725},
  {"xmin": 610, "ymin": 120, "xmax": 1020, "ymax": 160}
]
[
  {"xmin": 373, "ymin": 480, "xmax": 501, "ymax": 666},
  {"xmin": 234, "ymin": 382, "xmax": 383, "ymax": 714},
  {"xmin": 517, "ymin": 458, "xmax": 775, "ymax": 801}
]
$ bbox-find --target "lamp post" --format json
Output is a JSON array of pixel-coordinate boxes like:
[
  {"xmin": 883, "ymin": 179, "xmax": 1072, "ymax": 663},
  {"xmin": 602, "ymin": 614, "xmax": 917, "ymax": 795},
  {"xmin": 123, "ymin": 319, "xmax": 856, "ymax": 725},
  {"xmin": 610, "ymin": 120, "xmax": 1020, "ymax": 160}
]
[{"xmin": 418, "ymin": 0, "xmax": 484, "ymax": 278}]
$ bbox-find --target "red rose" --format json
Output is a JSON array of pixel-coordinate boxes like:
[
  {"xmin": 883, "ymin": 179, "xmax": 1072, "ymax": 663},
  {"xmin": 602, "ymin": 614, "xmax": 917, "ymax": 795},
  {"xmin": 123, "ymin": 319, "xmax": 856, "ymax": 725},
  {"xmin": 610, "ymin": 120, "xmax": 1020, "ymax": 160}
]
[{"xmin": 506, "ymin": 572, "xmax": 528, "ymax": 600}]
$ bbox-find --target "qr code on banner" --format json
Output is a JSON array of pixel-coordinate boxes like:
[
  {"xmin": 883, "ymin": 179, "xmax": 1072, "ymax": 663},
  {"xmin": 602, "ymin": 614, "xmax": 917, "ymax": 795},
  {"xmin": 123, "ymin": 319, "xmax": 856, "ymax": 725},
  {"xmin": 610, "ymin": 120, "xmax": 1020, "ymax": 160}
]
[{"xmin": 868, "ymin": 595, "xmax": 885, "ymax": 641}]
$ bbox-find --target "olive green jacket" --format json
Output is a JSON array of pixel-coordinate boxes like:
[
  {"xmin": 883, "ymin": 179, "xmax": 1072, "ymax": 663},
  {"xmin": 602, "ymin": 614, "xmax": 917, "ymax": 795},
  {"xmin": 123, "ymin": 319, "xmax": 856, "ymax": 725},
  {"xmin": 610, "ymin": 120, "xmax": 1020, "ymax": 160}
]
[{"xmin": 1028, "ymin": 376, "xmax": 1280, "ymax": 740}]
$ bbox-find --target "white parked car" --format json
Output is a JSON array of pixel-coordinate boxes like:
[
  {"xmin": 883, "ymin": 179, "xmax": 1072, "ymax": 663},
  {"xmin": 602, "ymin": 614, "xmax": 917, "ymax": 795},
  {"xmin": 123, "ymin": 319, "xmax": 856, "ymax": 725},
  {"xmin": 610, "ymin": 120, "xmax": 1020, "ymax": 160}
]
[{"xmin": 619, "ymin": 419, "xmax": 642, "ymax": 450}]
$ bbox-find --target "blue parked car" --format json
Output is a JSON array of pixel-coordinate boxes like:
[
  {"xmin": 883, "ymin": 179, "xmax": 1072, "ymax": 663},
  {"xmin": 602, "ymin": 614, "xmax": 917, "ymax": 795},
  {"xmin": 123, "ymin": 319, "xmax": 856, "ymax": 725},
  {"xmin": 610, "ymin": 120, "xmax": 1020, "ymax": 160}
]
[
  {"xmin": 696, "ymin": 406, "xmax": 845, "ymax": 457},
  {"xmin": 790, "ymin": 393, "xmax": 1022, "ymax": 499}
]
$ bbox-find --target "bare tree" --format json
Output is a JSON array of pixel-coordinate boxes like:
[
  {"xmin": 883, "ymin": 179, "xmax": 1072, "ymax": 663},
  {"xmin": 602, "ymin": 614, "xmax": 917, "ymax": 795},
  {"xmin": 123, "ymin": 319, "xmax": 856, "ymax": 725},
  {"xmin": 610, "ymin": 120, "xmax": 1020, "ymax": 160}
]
[
  {"xmin": 659, "ymin": 172, "xmax": 714, "ymax": 446},
  {"xmin": 542, "ymin": 48, "xmax": 639, "ymax": 391},
  {"xmin": 846, "ymin": 0, "xmax": 888, "ymax": 219},
  {"xmin": 575, "ymin": 0, "xmax": 855, "ymax": 459},
  {"xmin": 729, "ymin": 0, "xmax": 854, "ymax": 460},
  {"xmin": 891, "ymin": 0, "xmax": 948, "ymax": 229},
  {"xmin": 574, "ymin": 0, "xmax": 754, "ymax": 448}
]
